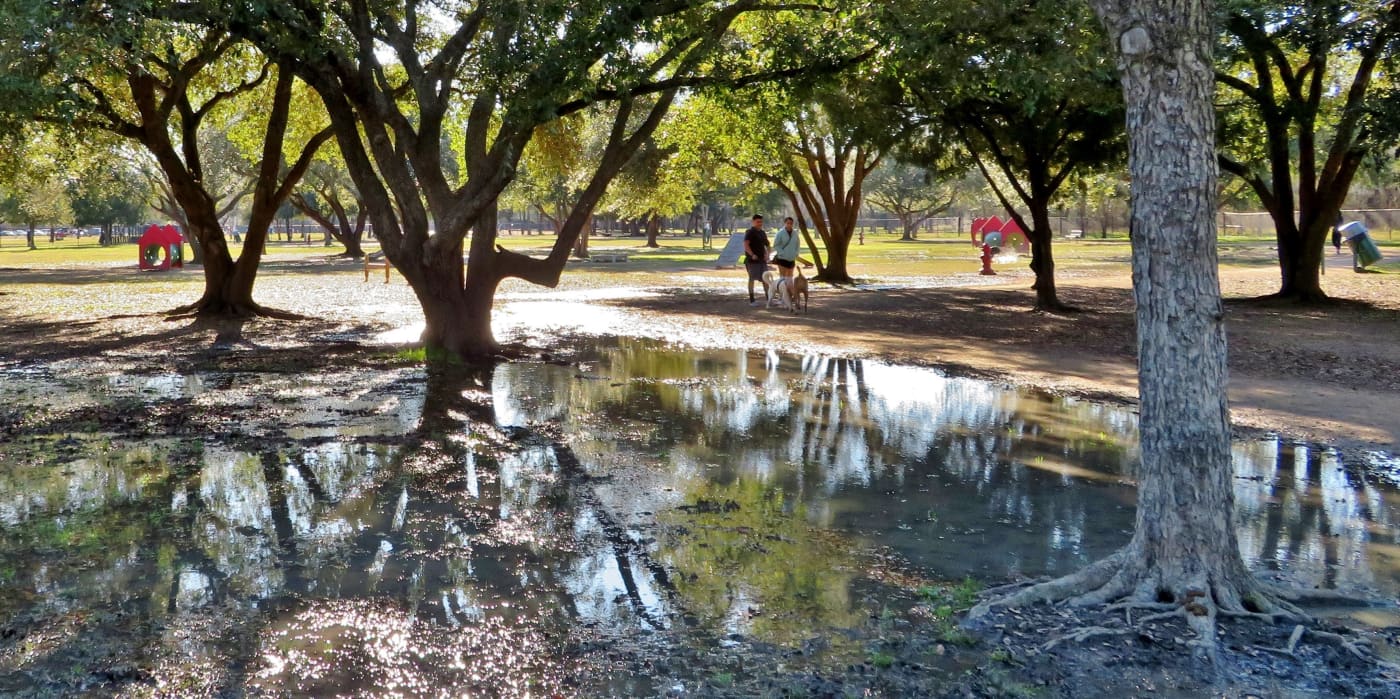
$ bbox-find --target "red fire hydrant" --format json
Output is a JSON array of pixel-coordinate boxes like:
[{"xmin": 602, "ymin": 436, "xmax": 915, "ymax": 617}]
[{"xmin": 979, "ymin": 244, "xmax": 997, "ymax": 275}]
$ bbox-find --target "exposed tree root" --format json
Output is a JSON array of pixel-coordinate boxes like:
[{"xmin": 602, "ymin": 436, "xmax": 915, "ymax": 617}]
[
  {"xmin": 1040, "ymin": 625, "xmax": 1134, "ymax": 651},
  {"xmin": 165, "ymin": 298, "xmax": 306, "ymax": 321},
  {"xmin": 970, "ymin": 551, "xmax": 1125, "ymax": 615},
  {"xmin": 967, "ymin": 548, "xmax": 1389, "ymax": 669},
  {"xmin": 1248, "ymin": 624, "xmax": 1400, "ymax": 673},
  {"xmin": 977, "ymin": 577, "xmax": 1050, "ymax": 599}
]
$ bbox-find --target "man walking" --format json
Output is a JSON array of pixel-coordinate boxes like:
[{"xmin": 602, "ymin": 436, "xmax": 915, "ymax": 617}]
[{"xmin": 743, "ymin": 214, "xmax": 770, "ymax": 305}]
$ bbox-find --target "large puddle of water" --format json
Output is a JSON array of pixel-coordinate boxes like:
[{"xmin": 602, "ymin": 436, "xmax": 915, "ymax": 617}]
[{"xmin": 1, "ymin": 336, "xmax": 1397, "ymax": 695}]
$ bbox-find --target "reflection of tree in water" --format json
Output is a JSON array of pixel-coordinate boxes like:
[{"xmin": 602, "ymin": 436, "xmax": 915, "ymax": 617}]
[
  {"xmin": 4, "ymin": 339, "xmax": 1398, "ymax": 693},
  {"xmin": 498, "ymin": 339, "xmax": 1145, "ymax": 578},
  {"xmin": 0, "ymin": 364, "xmax": 683, "ymax": 695},
  {"xmin": 655, "ymin": 478, "xmax": 865, "ymax": 646},
  {"xmin": 492, "ymin": 338, "xmax": 1398, "ymax": 592},
  {"xmin": 246, "ymin": 365, "xmax": 602, "ymax": 695},
  {"xmin": 1234, "ymin": 439, "xmax": 1399, "ymax": 594}
]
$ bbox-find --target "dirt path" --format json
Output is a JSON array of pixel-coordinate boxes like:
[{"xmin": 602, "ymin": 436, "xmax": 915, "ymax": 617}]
[
  {"xmin": 2, "ymin": 251, "xmax": 1396, "ymax": 452},
  {"xmin": 604, "ymin": 261, "xmax": 1400, "ymax": 451}
]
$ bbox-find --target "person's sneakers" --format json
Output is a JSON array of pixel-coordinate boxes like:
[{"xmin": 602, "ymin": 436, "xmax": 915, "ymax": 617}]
[{"xmin": 749, "ymin": 300, "xmax": 760, "ymax": 307}]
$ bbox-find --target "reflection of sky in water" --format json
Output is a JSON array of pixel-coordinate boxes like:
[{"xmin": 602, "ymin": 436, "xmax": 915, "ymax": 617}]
[
  {"xmin": 489, "ymin": 338, "xmax": 1395, "ymax": 597},
  {"xmin": 1, "ymin": 337, "xmax": 1397, "ymax": 695},
  {"xmin": 104, "ymin": 372, "xmax": 204, "ymax": 400}
]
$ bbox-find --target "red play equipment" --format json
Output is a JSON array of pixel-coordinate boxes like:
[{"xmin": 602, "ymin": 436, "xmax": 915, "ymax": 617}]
[
  {"xmin": 978, "ymin": 231, "xmax": 1004, "ymax": 275},
  {"xmin": 970, "ymin": 216, "xmax": 1030, "ymax": 253},
  {"xmin": 138, "ymin": 225, "xmax": 185, "ymax": 271}
]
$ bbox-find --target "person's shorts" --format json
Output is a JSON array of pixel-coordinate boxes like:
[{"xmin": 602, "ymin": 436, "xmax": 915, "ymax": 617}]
[
  {"xmin": 773, "ymin": 258, "xmax": 795, "ymax": 270},
  {"xmin": 745, "ymin": 261, "xmax": 768, "ymax": 281}
]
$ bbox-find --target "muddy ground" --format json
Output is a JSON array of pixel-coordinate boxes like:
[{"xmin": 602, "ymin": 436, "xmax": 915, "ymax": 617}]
[
  {"xmin": 1, "ymin": 249, "xmax": 1398, "ymax": 698},
  {"xmin": 603, "ymin": 255, "xmax": 1400, "ymax": 453}
]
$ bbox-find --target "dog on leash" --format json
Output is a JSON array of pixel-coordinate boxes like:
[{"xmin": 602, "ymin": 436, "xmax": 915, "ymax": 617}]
[
  {"xmin": 763, "ymin": 270, "xmax": 790, "ymax": 309},
  {"xmin": 789, "ymin": 267, "xmax": 809, "ymax": 314}
]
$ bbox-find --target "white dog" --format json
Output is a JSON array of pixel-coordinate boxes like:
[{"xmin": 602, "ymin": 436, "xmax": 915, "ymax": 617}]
[{"xmin": 763, "ymin": 270, "xmax": 792, "ymax": 309}]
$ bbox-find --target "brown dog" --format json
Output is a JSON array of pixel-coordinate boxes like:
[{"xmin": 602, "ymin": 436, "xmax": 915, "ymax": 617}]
[{"xmin": 790, "ymin": 267, "xmax": 809, "ymax": 314}]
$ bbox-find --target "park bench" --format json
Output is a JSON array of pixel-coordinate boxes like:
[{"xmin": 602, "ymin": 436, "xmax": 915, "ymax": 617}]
[{"xmin": 590, "ymin": 252, "xmax": 630, "ymax": 263}]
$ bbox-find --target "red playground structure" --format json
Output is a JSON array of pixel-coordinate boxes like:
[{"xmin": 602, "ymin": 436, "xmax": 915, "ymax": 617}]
[
  {"xmin": 137, "ymin": 225, "xmax": 185, "ymax": 271},
  {"xmin": 969, "ymin": 216, "xmax": 1031, "ymax": 275},
  {"xmin": 969, "ymin": 216, "xmax": 1031, "ymax": 253}
]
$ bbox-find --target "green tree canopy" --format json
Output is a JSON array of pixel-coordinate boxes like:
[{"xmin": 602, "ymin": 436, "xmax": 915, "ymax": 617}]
[
  {"xmin": 0, "ymin": 3, "xmax": 330, "ymax": 315},
  {"xmin": 192, "ymin": 0, "xmax": 863, "ymax": 357},
  {"xmin": 1215, "ymin": 0, "xmax": 1400, "ymax": 300},
  {"xmin": 885, "ymin": 0, "xmax": 1126, "ymax": 310}
]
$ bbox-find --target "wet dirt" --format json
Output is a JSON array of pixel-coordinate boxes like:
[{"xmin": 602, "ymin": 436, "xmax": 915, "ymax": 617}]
[
  {"xmin": 1, "ymin": 327, "xmax": 1397, "ymax": 697},
  {"xmin": 2, "ymin": 253, "xmax": 1399, "ymax": 696}
]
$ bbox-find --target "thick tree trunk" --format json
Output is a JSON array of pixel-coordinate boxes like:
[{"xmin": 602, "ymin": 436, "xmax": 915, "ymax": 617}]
[
  {"xmin": 971, "ymin": 0, "xmax": 1297, "ymax": 643},
  {"xmin": 417, "ymin": 272, "xmax": 499, "ymax": 359},
  {"xmin": 1093, "ymin": 0, "xmax": 1263, "ymax": 618},
  {"xmin": 181, "ymin": 208, "xmax": 267, "ymax": 316},
  {"xmin": 900, "ymin": 212, "xmax": 917, "ymax": 241},
  {"xmin": 817, "ymin": 227, "xmax": 855, "ymax": 284},
  {"xmin": 26, "ymin": 224, "xmax": 35, "ymax": 250},
  {"xmin": 1271, "ymin": 216, "xmax": 1330, "ymax": 302},
  {"xmin": 1027, "ymin": 206, "xmax": 1070, "ymax": 311},
  {"xmin": 1111, "ymin": 1, "xmax": 1255, "ymax": 619},
  {"xmin": 645, "ymin": 212, "xmax": 661, "ymax": 248},
  {"xmin": 413, "ymin": 212, "xmax": 500, "ymax": 360}
]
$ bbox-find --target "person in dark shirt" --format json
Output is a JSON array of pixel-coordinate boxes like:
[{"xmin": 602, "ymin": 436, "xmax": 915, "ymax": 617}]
[
  {"xmin": 743, "ymin": 214, "xmax": 771, "ymax": 305},
  {"xmin": 1333, "ymin": 211, "xmax": 1344, "ymax": 254}
]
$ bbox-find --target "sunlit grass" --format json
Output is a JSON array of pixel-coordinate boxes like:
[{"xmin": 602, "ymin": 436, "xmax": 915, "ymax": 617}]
[
  {"xmin": 0, "ymin": 236, "xmax": 374, "ymax": 266},
  {"xmin": 5, "ymin": 227, "xmax": 1376, "ymax": 320}
]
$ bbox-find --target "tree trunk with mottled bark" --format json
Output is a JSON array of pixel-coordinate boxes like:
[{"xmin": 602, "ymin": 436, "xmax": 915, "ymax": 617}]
[
  {"xmin": 972, "ymin": 0, "xmax": 1309, "ymax": 647},
  {"xmin": 1102, "ymin": 0, "xmax": 1258, "ymax": 629}
]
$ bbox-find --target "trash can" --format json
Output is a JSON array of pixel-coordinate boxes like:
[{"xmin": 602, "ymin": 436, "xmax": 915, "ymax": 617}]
[{"xmin": 1340, "ymin": 221, "xmax": 1383, "ymax": 269}]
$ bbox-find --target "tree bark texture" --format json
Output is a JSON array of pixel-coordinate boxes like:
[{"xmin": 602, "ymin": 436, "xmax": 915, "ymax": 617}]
[
  {"xmin": 1095, "ymin": 0, "xmax": 1257, "ymax": 615},
  {"xmin": 969, "ymin": 0, "xmax": 1304, "ymax": 638}
]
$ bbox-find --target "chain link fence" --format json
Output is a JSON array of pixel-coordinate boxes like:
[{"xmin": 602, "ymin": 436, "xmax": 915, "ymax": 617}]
[{"xmin": 1218, "ymin": 209, "xmax": 1399, "ymax": 240}]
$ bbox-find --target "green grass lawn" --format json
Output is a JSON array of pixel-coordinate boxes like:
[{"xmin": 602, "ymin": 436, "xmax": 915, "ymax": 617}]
[
  {"xmin": 6, "ymin": 227, "xmax": 1387, "ymax": 283},
  {"xmin": 0, "ymin": 236, "xmax": 377, "ymax": 266}
]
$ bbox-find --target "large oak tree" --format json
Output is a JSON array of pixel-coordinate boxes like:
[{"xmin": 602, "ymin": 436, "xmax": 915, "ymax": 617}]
[
  {"xmin": 1216, "ymin": 0, "xmax": 1400, "ymax": 301},
  {"xmin": 201, "ymin": 0, "xmax": 854, "ymax": 357},
  {"xmin": 0, "ymin": 3, "xmax": 331, "ymax": 316},
  {"xmin": 888, "ymin": 0, "xmax": 1126, "ymax": 311},
  {"xmin": 969, "ymin": 0, "xmax": 1380, "ymax": 665}
]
